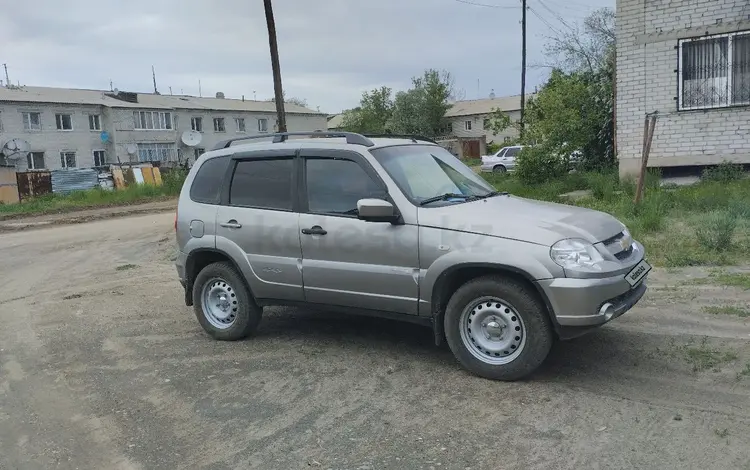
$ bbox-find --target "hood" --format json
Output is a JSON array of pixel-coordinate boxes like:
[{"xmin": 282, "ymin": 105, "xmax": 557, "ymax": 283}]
[{"xmin": 418, "ymin": 195, "xmax": 624, "ymax": 246}]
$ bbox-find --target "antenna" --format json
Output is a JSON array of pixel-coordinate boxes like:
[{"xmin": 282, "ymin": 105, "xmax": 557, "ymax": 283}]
[
  {"xmin": 152, "ymin": 65, "xmax": 159, "ymax": 94},
  {"xmin": 109, "ymin": 79, "xmax": 113, "ymax": 91},
  {"xmin": 3, "ymin": 64, "xmax": 9, "ymax": 88},
  {"xmin": 198, "ymin": 80, "xmax": 202, "ymax": 97},
  {"xmin": 169, "ymin": 86, "xmax": 173, "ymax": 95},
  {"xmin": 477, "ymin": 79, "xmax": 480, "ymax": 99},
  {"xmin": 253, "ymin": 90, "xmax": 257, "ymax": 100}
]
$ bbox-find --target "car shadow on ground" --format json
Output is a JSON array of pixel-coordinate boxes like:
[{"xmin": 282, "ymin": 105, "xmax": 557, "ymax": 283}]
[{"xmin": 253, "ymin": 306, "xmax": 665, "ymax": 382}]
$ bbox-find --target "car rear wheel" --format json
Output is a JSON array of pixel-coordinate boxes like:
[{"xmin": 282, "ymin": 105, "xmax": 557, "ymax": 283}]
[
  {"xmin": 444, "ymin": 275, "xmax": 553, "ymax": 381},
  {"xmin": 492, "ymin": 165, "xmax": 507, "ymax": 173},
  {"xmin": 193, "ymin": 261, "xmax": 262, "ymax": 341}
]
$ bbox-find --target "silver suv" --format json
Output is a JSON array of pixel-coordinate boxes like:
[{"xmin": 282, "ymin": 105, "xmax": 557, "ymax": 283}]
[{"xmin": 175, "ymin": 132, "xmax": 650, "ymax": 381}]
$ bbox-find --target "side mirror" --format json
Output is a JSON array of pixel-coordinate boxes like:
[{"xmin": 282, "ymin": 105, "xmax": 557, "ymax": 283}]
[{"xmin": 357, "ymin": 198, "xmax": 397, "ymax": 223}]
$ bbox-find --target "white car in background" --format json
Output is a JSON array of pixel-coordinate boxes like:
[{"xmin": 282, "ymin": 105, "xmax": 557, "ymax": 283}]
[{"xmin": 480, "ymin": 145, "xmax": 525, "ymax": 173}]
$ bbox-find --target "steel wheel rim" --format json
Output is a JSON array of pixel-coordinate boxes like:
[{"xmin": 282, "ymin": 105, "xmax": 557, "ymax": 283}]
[
  {"xmin": 459, "ymin": 296, "xmax": 526, "ymax": 365},
  {"xmin": 201, "ymin": 277, "xmax": 238, "ymax": 329},
  {"xmin": 493, "ymin": 166, "xmax": 506, "ymax": 173}
]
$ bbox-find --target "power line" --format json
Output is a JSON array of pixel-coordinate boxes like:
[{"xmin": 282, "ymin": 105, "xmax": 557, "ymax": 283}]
[
  {"xmin": 537, "ymin": 0, "xmax": 576, "ymax": 31},
  {"xmin": 452, "ymin": 0, "xmax": 518, "ymax": 9}
]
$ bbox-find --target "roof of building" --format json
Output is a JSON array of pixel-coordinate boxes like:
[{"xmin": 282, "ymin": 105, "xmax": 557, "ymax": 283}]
[
  {"xmin": 445, "ymin": 94, "xmax": 534, "ymax": 118},
  {"xmin": 327, "ymin": 113, "xmax": 345, "ymax": 129},
  {"xmin": 0, "ymin": 85, "xmax": 324, "ymax": 115}
]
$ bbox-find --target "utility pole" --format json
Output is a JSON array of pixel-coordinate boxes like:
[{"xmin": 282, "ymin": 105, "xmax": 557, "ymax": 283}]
[
  {"xmin": 520, "ymin": 0, "xmax": 527, "ymax": 139},
  {"xmin": 264, "ymin": 0, "xmax": 287, "ymax": 132},
  {"xmin": 152, "ymin": 65, "xmax": 159, "ymax": 94}
]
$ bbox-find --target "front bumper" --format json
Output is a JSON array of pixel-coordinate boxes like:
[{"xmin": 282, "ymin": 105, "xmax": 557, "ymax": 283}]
[{"xmin": 537, "ymin": 273, "xmax": 648, "ymax": 327}]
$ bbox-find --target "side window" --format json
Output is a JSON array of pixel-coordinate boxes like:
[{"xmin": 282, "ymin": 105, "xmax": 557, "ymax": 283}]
[
  {"xmin": 505, "ymin": 147, "xmax": 520, "ymax": 157},
  {"xmin": 306, "ymin": 158, "xmax": 386, "ymax": 215},
  {"xmin": 230, "ymin": 158, "xmax": 294, "ymax": 210},
  {"xmin": 190, "ymin": 156, "xmax": 230, "ymax": 204}
]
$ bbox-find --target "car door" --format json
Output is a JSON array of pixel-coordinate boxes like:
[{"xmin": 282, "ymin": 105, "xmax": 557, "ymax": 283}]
[
  {"xmin": 215, "ymin": 149, "xmax": 304, "ymax": 301},
  {"xmin": 298, "ymin": 148, "xmax": 420, "ymax": 315}
]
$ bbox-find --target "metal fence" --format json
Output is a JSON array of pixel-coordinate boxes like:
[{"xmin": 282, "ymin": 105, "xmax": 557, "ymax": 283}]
[{"xmin": 51, "ymin": 168, "xmax": 99, "ymax": 194}]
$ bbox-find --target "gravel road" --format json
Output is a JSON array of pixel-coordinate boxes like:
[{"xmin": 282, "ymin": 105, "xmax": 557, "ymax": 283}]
[{"xmin": 1, "ymin": 213, "xmax": 749, "ymax": 470}]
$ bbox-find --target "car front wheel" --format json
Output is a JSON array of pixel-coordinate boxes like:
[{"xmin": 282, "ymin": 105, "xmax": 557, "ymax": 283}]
[{"xmin": 444, "ymin": 275, "xmax": 553, "ymax": 381}]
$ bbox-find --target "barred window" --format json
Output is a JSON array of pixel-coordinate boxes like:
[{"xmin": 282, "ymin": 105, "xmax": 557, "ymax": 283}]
[{"xmin": 679, "ymin": 31, "xmax": 750, "ymax": 110}]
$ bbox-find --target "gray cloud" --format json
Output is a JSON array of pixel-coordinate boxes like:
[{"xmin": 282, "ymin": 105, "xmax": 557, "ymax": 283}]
[{"xmin": 1, "ymin": 0, "xmax": 613, "ymax": 112}]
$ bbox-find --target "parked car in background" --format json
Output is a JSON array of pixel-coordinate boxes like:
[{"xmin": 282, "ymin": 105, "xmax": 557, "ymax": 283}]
[{"xmin": 480, "ymin": 145, "xmax": 525, "ymax": 173}]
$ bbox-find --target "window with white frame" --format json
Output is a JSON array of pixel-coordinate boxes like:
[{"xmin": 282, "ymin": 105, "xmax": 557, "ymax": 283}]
[
  {"xmin": 26, "ymin": 152, "xmax": 45, "ymax": 169},
  {"xmin": 235, "ymin": 118, "xmax": 246, "ymax": 133},
  {"xmin": 22, "ymin": 112, "xmax": 42, "ymax": 131},
  {"xmin": 55, "ymin": 114, "xmax": 73, "ymax": 130},
  {"xmin": 679, "ymin": 31, "xmax": 750, "ymax": 110},
  {"xmin": 89, "ymin": 114, "xmax": 101, "ymax": 131},
  {"xmin": 133, "ymin": 111, "xmax": 173, "ymax": 130},
  {"xmin": 191, "ymin": 116, "xmax": 203, "ymax": 132},
  {"xmin": 213, "ymin": 117, "xmax": 226, "ymax": 132},
  {"xmin": 93, "ymin": 150, "xmax": 106, "ymax": 167},
  {"xmin": 465, "ymin": 120, "xmax": 472, "ymax": 131},
  {"xmin": 60, "ymin": 151, "xmax": 76, "ymax": 168},
  {"xmin": 137, "ymin": 143, "xmax": 177, "ymax": 162},
  {"xmin": 257, "ymin": 118, "xmax": 268, "ymax": 132}
]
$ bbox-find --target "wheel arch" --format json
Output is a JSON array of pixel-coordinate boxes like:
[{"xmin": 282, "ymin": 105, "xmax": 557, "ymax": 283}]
[
  {"xmin": 430, "ymin": 263, "xmax": 558, "ymax": 345},
  {"xmin": 184, "ymin": 248, "xmax": 256, "ymax": 306}
]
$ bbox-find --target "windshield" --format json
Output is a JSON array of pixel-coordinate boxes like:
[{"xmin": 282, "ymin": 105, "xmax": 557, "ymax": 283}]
[{"xmin": 370, "ymin": 145, "xmax": 496, "ymax": 205}]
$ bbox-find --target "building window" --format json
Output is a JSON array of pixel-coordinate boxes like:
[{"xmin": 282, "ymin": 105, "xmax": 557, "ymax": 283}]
[
  {"xmin": 88, "ymin": 114, "xmax": 101, "ymax": 131},
  {"xmin": 503, "ymin": 136, "xmax": 512, "ymax": 144},
  {"xmin": 133, "ymin": 111, "xmax": 173, "ymax": 130},
  {"xmin": 27, "ymin": 152, "xmax": 45, "ymax": 169},
  {"xmin": 137, "ymin": 143, "xmax": 177, "ymax": 162},
  {"xmin": 213, "ymin": 117, "xmax": 226, "ymax": 132},
  {"xmin": 194, "ymin": 148, "xmax": 205, "ymax": 161},
  {"xmin": 60, "ymin": 151, "xmax": 77, "ymax": 168},
  {"xmin": 22, "ymin": 112, "xmax": 42, "ymax": 131},
  {"xmin": 191, "ymin": 117, "xmax": 203, "ymax": 132},
  {"xmin": 93, "ymin": 150, "xmax": 106, "ymax": 167},
  {"xmin": 258, "ymin": 118, "xmax": 268, "ymax": 132},
  {"xmin": 465, "ymin": 120, "xmax": 472, "ymax": 131},
  {"xmin": 55, "ymin": 114, "xmax": 73, "ymax": 130},
  {"xmin": 679, "ymin": 31, "xmax": 750, "ymax": 110},
  {"xmin": 235, "ymin": 118, "xmax": 246, "ymax": 133}
]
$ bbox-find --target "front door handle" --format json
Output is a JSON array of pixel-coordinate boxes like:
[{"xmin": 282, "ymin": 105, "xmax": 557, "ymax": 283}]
[
  {"xmin": 220, "ymin": 220, "xmax": 242, "ymax": 229},
  {"xmin": 301, "ymin": 225, "xmax": 327, "ymax": 236}
]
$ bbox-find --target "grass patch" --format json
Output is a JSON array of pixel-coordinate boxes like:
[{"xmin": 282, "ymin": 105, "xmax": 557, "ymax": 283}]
[
  {"xmin": 737, "ymin": 363, "xmax": 750, "ymax": 381},
  {"xmin": 701, "ymin": 305, "xmax": 750, "ymax": 318},
  {"xmin": 683, "ymin": 338, "xmax": 738, "ymax": 372},
  {"xmin": 714, "ymin": 428, "xmax": 730, "ymax": 438},
  {"xmin": 0, "ymin": 168, "xmax": 186, "ymax": 220},
  {"xmin": 708, "ymin": 271, "xmax": 750, "ymax": 289},
  {"xmin": 115, "ymin": 264, "xmax": 138, "ymax": 271}
]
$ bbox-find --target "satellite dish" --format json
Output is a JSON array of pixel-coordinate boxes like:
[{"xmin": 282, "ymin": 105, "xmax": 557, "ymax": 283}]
[
  {"xmin": 1, "ymin": 139, "xmax": 31, "ymax": 161},
  {"xmin": 113, "ymin": 88, "xmax": 119, "ymax": 94},
  {"xmin": 100, "ymin": 131, "xmax": 110, "ymax": 143},
  {"xmin": 181, "ymin": 130, "xmax": 202, "ymax": 147},
  {"xmin": 126, "ymin": 143, "xmax": 138, "ymax": 155}
]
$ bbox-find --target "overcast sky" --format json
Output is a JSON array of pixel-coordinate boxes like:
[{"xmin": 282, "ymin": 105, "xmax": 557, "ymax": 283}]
[{"xmin": 0, "ymin": 0, "xmax": 613, "ymax": 113}]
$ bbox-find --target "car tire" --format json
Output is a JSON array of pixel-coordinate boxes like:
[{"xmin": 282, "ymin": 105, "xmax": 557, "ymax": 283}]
[
  {"xmin": 192, "ymin": 261, "xmax": 262, "ymax": 341},
  {"xmin": 492, "ymin": 165, "xmax": 507, "ymax": 173},
  {"xmin": 444, "ymin": 275, "xmax": 553, "ymax": 381}
]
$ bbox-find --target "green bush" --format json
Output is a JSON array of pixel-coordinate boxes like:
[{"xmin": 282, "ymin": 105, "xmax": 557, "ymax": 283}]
[
  {"xmin": 486, "ymin": 141, "xmax": 502, "ymax": 155},
  {"xmin": 584, "ymin": 172, "xmax": 618, "ymax": 200},
  {"xmin": 695, "ymin": 210, "xmax": 737, "ymax": 252},
  {"xmin": 515, "ymin": 146, "xmax": 568, "ymax": 184},
  {"xmin": 702, "ymin": 162, "xmax": 746, "ymax": 182}
]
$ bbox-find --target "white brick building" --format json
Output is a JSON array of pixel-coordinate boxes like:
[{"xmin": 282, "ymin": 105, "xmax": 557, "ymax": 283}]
[
  {"xmin": 0, "ymin": 86, "xmax": 327, "ymax": 171},
  {"xmin": 616, "ymin": 0, "xmax": 750, "ymax": 176}
]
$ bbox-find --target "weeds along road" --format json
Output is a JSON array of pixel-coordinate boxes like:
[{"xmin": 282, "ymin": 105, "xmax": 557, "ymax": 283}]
[{"xmin": 1, "ymin": 213, "xmax": 749, "ymax": 470}]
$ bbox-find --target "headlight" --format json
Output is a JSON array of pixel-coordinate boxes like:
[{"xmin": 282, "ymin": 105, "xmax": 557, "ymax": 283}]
[{"xmin": 550, "ymin": 238, "xmax": 605, "ymax": 271}]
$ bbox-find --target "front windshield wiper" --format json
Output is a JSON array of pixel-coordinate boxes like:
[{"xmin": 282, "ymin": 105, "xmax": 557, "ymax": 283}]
[
  {"xmin": 469, "ymin": 191, "xmax": 509, "ymax": 201},
  {"xmin": 419, "ymin": 193, "xmax": 471, "ymax": 206}
]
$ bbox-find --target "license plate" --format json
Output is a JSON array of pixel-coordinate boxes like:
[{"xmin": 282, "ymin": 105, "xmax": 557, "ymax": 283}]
[{"xmin": 625, "ymin": 259, "xmax": 651, "ymax": 287}]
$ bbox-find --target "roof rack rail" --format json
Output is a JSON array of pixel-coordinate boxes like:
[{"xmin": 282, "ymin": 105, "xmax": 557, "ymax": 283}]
[
  {"xmin": 211, "ymin": 131, "xmax": 374, "ymax": 151},
  {"xmin": 362, "ymin": 134, "xmax": 438, "ymax": 144}
]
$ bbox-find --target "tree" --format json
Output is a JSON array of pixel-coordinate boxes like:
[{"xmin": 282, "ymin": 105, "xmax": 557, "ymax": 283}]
[
  {"xmin": 389, "ymin": 69, "xmax": 453, "ymax": 137},
  {"xmin": 340, "ymin": 86, "xmax": 394, "ymax": 134},
  {"xmin": 544, "ymin": 8, "xmax": 615, "ymax": 74}
]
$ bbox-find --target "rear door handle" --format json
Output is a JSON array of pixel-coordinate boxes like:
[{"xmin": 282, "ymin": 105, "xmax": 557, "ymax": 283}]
[
  {"xmin": 220, "ymin": 220, "xmax": 242, "ymax": 229},
  {"xmin": 301, "ymin": 226, "xmax": 327, "ymax": 236}
]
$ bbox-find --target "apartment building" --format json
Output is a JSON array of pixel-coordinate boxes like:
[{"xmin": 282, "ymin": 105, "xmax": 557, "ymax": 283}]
[{"xmin": 0, "ymin": 86, "xmax": 327, "ymax": 170}]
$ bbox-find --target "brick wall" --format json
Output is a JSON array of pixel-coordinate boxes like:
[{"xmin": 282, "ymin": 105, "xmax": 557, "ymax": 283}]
[{"xmin": 616, "ymin": 0, "xmax": 750, "ymax": 176}]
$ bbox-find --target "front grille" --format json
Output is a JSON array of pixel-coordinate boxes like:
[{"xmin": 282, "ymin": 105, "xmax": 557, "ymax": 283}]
[
  {"xmin": 615, "ymin": 245, "xmax": 633, "ymax": 260},
  {"xmin": 602, "ymin": 230, "xmax": 634, "ymax": 261}
]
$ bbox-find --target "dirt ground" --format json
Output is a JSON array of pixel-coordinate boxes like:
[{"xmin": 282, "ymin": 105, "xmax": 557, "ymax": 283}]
[{"xmin": 1, "ymin": 213, "xmax": 749, "ymax": 470}]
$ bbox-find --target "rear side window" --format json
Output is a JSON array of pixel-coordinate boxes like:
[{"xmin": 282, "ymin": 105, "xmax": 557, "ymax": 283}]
[
  {"xmin": 229, "ymin": 158, "xmax": 294, "ymax": 210},
  {"xmin": 505, "ymin": 147, "xmax": 520, "ymax": 157},
  {"xmin": 189, "ymin": 156, "xmax": 230, "ymax": 204}
]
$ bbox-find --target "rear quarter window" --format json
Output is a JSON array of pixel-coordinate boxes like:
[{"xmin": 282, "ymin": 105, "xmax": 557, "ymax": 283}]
[{"xmin": 189, "ymin": 156, "xmax": 230, "ymax": 204}]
